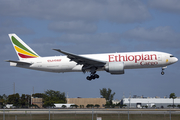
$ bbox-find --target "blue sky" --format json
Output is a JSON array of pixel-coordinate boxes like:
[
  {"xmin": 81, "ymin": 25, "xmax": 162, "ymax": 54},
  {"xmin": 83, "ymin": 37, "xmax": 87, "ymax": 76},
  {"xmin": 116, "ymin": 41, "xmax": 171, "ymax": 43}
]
[{"xmin": 0, "ymin": 0, "xmax": 180, "ymax": 99}]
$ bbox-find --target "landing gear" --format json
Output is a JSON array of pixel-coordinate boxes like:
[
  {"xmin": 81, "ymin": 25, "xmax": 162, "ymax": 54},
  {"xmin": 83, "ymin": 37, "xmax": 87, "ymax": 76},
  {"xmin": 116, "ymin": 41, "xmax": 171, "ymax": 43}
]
[
  {"xmin": 161, "ymin": 71, "xmax": 164, "ymax": 75},
  {"xmin": 86, "ymin": 74, "xmax": 99, "ymax": 81},
  {"xmin": 161, "ymin": 67, "xmax": 166, "ymax": 75},
  {"xmin": 86, "ymin": 68, "xmax": 99, "ymax": 81}
]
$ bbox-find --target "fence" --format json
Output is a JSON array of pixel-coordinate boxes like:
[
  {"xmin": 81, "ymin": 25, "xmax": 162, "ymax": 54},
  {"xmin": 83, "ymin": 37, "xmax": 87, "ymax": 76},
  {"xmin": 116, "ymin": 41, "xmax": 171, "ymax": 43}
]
[{"xmin": 0, "ymin": 108, "xmax": 180, "ymax": 120}]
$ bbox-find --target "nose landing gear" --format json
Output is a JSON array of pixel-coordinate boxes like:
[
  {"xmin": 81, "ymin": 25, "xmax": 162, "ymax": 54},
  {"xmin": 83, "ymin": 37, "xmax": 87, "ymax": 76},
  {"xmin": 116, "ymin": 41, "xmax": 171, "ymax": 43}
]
[{"xmin": 161, "ymin": 67, "xmax": 167, "ymax": 75}]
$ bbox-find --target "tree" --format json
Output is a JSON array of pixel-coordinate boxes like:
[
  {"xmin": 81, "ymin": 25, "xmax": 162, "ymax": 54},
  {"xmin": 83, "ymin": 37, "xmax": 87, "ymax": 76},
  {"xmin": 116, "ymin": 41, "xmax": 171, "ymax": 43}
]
[
  {"xmin": 31, "ymin": 103, "xmax": 39, "ymax": 108},
  {"xmin": 43, "ymin": 90, "xmax": 66, "ymax": 108},
  {"xmin": 177, "ymin": 105, "xmax": 180, "ymax": 108},
  {"xmin": 2, "ymin": 94, "xmax": 8, "ymax": 105},
  {"xmin": 167, "ymin": 105, "xmax": 172, "ymax": 108},
  {"xmin": 100, "ymin": 88, "xmax": 115, "ymax": 105},
  {"xmin": 95, "ymin": 104, "xmax": 100, "ymax": 108},
  {"xmin": 25, "ymin": 94, "xmax": 31, "ymax": 108},
  {"xmin": 21, "ymin": 94, "xmax": 26, "ymax": 107},
  {"xmin": 71, "ymin": 104, "xmax": 78, "ymax": 108},
  {"xmin": 2, "ymin": 94, "xmax": 8, "ymax": 100},
  {"xmin": 7, "ymin": 93, "xmax": 20, "ymax": 108},
  {"xmin": 0, "ymin": 95, "xmax": 4, "ymax": 108},
  {"xmin": 152, "ymin": 105, "xmax": 156, "ymax": 108},
  {"xmin": 32, "ymin": 93, "xmax": 45, "ymax": 98},
  {"xmin": 86, "ymin": 104, "xmax": 94, "ymax": 108},
  {"xmin": 145, "ymin": 105, "xmax": 148, "ymax": 108},
  {"xmin": 80, "ymin": 105, "xmax": 84, "ymax": 108},
  {"xmin": 32, "ymin": 93, "xmax": 46, "ymax": 105},
  {"xmin": 169, "ymin": 93, "xmax": 177, "ymax": 108},
  {"xmin": 122, "ymin": 104, "xmax": 127, "ymax": 108}
]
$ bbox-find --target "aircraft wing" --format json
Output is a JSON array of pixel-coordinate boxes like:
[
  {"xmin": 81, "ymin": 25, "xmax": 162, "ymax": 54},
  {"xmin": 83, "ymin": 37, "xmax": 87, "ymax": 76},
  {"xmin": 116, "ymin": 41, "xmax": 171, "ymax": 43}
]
[{"xmin": 53, "ymin": 49, "xmax": 106, "ymax": 67}]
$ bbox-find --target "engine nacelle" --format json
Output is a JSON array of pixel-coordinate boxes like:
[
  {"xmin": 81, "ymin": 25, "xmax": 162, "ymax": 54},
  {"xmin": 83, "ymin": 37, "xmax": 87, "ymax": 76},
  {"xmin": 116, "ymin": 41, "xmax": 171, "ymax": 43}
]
[{"xmin": 104, "ymin": 62, "xmax": 124, "ymax": 74}]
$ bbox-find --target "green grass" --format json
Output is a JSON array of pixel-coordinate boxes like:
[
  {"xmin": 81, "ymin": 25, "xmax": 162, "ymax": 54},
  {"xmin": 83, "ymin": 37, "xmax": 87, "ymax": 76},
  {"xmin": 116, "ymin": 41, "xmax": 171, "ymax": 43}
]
[{"xmin": 0, "ymin": 114, "xmax": 180, "ymax": 120}]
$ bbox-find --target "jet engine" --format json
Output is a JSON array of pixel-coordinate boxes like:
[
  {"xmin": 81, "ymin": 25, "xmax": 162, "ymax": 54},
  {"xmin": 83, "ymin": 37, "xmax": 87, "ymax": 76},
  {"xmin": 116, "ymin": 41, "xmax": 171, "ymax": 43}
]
[{"xmin": 104, "ymin": 62, "xmax": 124, "ymax": 74}]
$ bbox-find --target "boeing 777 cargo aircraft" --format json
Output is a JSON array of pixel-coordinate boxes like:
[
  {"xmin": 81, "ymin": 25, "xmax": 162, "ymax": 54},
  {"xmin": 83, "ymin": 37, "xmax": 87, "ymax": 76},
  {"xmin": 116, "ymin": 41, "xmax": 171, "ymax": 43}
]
[{"xmin": 6, "ymin": 34, "xmax": 178, "ymax": 81}]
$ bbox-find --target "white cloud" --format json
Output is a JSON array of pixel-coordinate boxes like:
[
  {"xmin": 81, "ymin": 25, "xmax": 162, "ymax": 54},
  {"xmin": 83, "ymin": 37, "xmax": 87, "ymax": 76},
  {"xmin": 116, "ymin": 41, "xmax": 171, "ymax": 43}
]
[
  {"xmin": 0, "ymin": 0, "xmax": 152, "ymax": 34},
  {"xmin": 0, "ymin": 19, "xmax": 34, "ymax": 47},
  {"xmin": 29, "ymin": 33, "xmax": 124, "ymax": 54},
  {"xmin": 148, "ymin": 0, "xmax": 180, "ymax": 14},
  {"xmin": 0, "ymin": 0, "xmax": 151, "ymax": 23},
  {"xmin": 29, "ymin": 26, "xmax": 180, "ymax": 53},
  {"xmin": 121, "ymin": 26, "xmax": 180, "ymax": 48},
  {"xmin": 48, "ymin": 21, "xmax": 97, "ymax": 33},
  {"xmin": 105, "ymin": 0, "xmax": 151, "ymax": 23},
  {"xmin": 58, "ymin": 33, "xmax": 121, "ymax": 44}
]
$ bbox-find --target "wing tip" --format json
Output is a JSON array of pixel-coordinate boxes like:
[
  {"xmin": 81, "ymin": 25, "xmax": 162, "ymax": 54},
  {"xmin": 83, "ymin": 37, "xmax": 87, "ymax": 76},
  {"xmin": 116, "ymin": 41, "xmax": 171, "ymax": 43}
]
[
  {"xmin": 5, "ymin": 60, "xmax": 10, "ymax": 62},
  {"xmin": 53, "ymin": 49, "xmax": 61, "ymax": 52}
]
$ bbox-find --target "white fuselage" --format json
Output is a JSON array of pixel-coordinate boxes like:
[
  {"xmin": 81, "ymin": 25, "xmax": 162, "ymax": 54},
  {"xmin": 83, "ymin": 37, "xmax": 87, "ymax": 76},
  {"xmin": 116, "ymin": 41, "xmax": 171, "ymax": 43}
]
[{"xmin": 10, "ymin": 51, "xmax": 178, "ymax": 73}]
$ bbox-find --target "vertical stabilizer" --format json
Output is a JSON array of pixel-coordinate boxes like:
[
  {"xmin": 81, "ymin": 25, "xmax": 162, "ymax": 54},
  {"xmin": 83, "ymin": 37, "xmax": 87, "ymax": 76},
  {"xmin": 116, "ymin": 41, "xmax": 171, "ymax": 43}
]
[{"xmin": 8, "ymin": 34, "xmax": 40, "ymax": 60}]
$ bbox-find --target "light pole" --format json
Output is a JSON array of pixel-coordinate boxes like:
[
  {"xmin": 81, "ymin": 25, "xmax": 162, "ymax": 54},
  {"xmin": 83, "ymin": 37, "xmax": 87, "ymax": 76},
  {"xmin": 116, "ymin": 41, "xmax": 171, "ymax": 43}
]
[
  {"xmin": 128, "ymin": 92, "xmax": 131, "ymax": 120},
  {"xmin": 128, "ymin": 97, "xmax": 131, "ymax": 120}
]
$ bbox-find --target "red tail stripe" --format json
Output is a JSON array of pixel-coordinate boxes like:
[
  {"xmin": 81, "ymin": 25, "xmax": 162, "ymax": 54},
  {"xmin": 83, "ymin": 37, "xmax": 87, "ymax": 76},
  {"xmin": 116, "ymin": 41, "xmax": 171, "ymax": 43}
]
[{"xmin": 18, "ymin": 53, "xmax": 36, "ymax": 58}]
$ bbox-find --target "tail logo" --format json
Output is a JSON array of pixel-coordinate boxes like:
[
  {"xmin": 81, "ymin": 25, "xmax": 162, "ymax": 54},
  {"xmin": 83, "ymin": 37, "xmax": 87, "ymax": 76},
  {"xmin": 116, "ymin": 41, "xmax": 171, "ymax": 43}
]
[{"xmin": 11, "ymin": 36, "xmax": 39, "ymax": 58}]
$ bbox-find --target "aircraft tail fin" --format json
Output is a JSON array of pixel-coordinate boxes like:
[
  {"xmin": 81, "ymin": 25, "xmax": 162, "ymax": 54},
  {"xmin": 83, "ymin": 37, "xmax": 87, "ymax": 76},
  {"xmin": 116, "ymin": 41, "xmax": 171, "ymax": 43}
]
[{"xmin": 8, "ymin": 34, "xmax": 40, "ymax": 60}]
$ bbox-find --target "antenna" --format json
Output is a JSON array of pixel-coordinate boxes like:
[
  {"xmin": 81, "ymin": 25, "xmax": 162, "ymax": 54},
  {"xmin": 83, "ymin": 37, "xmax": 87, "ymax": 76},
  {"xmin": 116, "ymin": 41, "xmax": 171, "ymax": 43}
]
[
  {"xmin": 123, "ymin": 92, "xmax": 125, "ymax": 99},
  {"xmin": 129, "ymin": 92, "xmax": 131, "ymax": 98},
  {"xmin": 129, "ymin": 92, "xmax": 131, "ymax": 108}
]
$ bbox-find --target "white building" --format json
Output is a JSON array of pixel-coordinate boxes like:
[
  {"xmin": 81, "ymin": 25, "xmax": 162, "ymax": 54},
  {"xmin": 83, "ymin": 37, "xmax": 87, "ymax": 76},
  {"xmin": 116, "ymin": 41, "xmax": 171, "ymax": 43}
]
[
  {"xmin": 112, "ymin": 99, "xmax": 121, "ymax": 104},
  {"xmin": 54, "ymin": 103, "xmax": 74, "ymax": 108},
  {"xmin": 121, "ymin": 98, "xmax": 180, "ymax": 108},
  {"xmin": 6, "ymin": 104, "xmax": 13, "ymax": 108}
]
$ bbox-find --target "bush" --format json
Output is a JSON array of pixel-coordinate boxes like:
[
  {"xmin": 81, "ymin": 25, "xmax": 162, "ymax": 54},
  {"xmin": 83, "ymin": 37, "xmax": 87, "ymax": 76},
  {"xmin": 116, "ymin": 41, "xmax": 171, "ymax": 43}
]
[
  {"xmin": 70, "ymin": 104, "xmax": 78, "ymax": 108},
  {"xmin": 95, "ymin": 104, "xmax": 100, "ymax": 108},
  {"xmin": 152, "ymin": 105, "xmax": 156, "ymax": 108},
  {"xmin": 177, "ymin": 105, "xmax": 180, "ymax": 108},
  {"xmin": 62, "ymin": 105, "xmax": 66, "ymax": 108},
  {"xmin": 167, "ymin": 105, "xmax": 172, "ymax": 108},
  {"xmin": 80, "ymin": 105, "xmax": 84, "ymax": 108},
  {"xmin": 172, "ymin": 105, "xmax": 176, "ymax": 108},
  {"xmin": 30, "ymin": 104, "xmax": 39, "ymax": 108},
  {"xmin": 86, "ymin": 104, "xmax": 94, "ymax": 108}
]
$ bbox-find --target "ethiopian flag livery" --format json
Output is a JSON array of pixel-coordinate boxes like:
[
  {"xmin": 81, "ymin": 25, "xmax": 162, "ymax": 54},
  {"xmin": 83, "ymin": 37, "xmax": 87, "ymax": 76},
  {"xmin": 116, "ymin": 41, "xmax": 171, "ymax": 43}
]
[
  {"xmin": 6, "ymin": 34, "xmax": 178, "ymax": 80},
  {"xmin": 9, "ymin": 34, "xmax": 40, "ymax": 60}
]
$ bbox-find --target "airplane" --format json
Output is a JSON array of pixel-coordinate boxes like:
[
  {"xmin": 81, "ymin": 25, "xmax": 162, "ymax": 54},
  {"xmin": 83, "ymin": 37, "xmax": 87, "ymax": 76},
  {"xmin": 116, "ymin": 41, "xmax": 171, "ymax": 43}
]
[{"xmin": 6, "ymin": 34, "xmax": 178, "ymax": 81}]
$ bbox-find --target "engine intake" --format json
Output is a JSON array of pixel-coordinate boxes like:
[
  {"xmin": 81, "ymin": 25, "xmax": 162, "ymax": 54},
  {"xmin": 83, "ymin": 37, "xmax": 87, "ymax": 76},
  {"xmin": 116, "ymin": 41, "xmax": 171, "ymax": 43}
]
[{"xmin": 104, "ymin": 62, "xmax": 124, "ymax": 74}]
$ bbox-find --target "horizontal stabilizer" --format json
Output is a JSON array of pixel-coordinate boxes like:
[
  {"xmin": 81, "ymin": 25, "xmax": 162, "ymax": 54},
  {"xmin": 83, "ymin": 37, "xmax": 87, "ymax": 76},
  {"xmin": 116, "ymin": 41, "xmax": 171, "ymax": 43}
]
[{"xmin": 5, "ymin": 60, "xmax": 32, "ymax": 65}]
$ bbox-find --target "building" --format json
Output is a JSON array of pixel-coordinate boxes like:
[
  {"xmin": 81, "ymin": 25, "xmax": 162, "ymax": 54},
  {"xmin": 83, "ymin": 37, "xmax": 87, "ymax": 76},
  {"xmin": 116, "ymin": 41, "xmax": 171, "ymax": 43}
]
[
  {"xmin": 121, "ymin": 98, "xmax": 180, "ymax": 108},
  {"xmin": 54, "ymin": 103, "xmax": 74, "ymax": 108},
  {"xmin": 31, "ymin": 98, "xmax": 43, "ymax": 108},
  {"xmin": 67, "ymin": 98, "xmax": 106, "ymax": 108},
  {"xmin": 5, "ymin": 104, "xmax": 13, "ymax": 108},
  {"xmin": 112, "ymin": 99, "xmax": 121, "ymax": 104}
]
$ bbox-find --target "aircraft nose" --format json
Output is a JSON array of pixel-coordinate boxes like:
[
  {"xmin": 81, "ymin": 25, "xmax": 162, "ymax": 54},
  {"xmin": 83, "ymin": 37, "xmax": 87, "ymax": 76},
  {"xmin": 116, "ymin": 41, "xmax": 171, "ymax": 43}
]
[{"xmin": 175, "ymin": 57, "xmax": 178, "ymax": 62}]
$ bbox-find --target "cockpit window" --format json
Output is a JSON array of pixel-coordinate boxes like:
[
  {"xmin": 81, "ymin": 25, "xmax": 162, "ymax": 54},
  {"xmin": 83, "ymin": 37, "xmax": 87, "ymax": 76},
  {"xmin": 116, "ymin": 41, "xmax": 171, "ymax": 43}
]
[{"xmin": 170, "ymin": 55, "xmax": 174, "ymax": 57}]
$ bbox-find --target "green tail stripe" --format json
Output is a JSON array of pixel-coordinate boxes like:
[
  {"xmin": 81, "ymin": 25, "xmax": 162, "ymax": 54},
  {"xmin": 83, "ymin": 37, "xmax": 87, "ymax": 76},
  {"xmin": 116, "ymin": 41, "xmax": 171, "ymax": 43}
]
[{"xmin": 11, "ymin": 36, "xmax": 38, "ymax": 56}]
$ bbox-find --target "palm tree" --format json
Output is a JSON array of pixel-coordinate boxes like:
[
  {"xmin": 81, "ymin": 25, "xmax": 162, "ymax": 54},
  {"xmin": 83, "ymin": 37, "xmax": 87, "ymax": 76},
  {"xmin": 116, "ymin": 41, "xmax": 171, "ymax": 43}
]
[{"xmin": 169, "ymin": 93, "xmax": 177, "ymax": 108}]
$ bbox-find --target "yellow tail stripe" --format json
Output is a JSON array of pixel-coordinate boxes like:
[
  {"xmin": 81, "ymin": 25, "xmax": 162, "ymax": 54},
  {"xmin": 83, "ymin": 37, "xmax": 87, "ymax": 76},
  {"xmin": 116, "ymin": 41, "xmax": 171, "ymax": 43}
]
[{"xmin": 14, "ymin": 46, "xmax": 38, "ymax": 58}]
